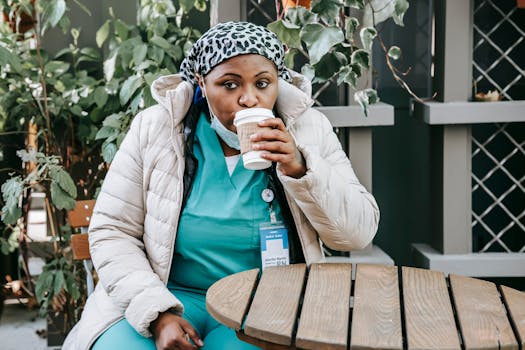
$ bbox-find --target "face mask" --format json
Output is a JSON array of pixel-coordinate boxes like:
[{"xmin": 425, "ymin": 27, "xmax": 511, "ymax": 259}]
[{"xmin": 202, "ymin": 83, "xmax": 241, "ymax": 150}]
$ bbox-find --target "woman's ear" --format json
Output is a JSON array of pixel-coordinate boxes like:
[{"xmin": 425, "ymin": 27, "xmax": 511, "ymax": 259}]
[{"xmin": 195, "ymin": 74, "xmax": 205, "ymax": 96}]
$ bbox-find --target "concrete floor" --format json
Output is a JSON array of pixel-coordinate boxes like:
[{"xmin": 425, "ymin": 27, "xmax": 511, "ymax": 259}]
[{"xmin": 0, "ymin": 301, "xmax": 47, "ymax": 350}]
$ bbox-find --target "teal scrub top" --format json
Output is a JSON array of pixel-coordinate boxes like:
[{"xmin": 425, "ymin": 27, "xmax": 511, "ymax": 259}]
[{"xmin": 169, "ymin": 112, "xmax": 282, "ymax": 293}]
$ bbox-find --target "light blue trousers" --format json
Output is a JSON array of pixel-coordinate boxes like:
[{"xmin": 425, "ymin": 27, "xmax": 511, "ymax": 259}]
[{"xmin": 92, "ymin": 289, "xmax": 260, "ymax": 350}]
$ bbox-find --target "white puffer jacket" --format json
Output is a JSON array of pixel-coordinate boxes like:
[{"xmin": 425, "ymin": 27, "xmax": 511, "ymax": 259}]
[{"xmin": 63, "ymin": 72, "xmax": 379, "ymax": 350}]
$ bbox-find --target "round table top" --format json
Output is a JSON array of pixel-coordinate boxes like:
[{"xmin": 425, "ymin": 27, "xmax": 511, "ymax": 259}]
[{"xmin": 206, "ymin": 263, "xmax": 525, "ymax": 350}]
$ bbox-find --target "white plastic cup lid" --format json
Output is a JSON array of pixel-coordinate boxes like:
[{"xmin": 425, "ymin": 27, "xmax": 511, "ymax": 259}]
[{"xmin": 234, "ymin": 108, "xmax": 274, "ymax": 126}]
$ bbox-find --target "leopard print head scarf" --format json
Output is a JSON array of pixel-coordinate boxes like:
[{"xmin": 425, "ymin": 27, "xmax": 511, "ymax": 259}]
[{"xmin": 180, "ymin": 21, "xmax": 292, "ymax": 85}]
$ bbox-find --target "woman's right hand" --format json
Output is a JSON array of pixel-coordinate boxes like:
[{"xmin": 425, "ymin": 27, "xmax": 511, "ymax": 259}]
[{"xmin": 151, "ymin": 312, "xmax": 204, "ymax": 350}]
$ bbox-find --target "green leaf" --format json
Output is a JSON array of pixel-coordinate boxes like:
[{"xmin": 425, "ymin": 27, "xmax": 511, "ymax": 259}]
[
  {"xmin": 103, "ymin": 113, "xmax": 124, "ymax": 128},
  {"xmin": 70, "ymin": 105, "xmax": 84, "ymax": 117},
  {"xmin": 133, "ymin": 44, "xmax": 148, "ymax": 65},
  {"xmin": 301, "ymin": 24, "xmax": 344, "ymax": 65},
  {"xmin": 148, "ymin": 46, "xmax": 165, "ymax": 64},
  {"xmin": 53, "ymin": 270, "xmax": 65, "ymax": 295},
  {"xmin": 312, "ymin": 0, "xmax": 343, "ymax": 25},
  {"xmin": 42, "ymin": 0, "xmax": 67, "ymax": 33},
  {"xmin": 313, "ymin": 52, "xmax": 347, "ymax": 82},
  {"xmin": 72, "ymin": 0, "xmax": 92, "ymax": 16},
  {"xmin": 351, "ymin": 49, "xmax": 369, "ymax": 69},
  {"xmin": 103, "ymin": 51, "xmax": 118, "ymax": 81},
  {"xmin": 130, "ymin": 90, "xmax": 143, "ymax": 114},
  {"xmin": 50, "ymin": 181, "xmax": 76, "ymax": 210},
  {"xmin": 94, "ymin": 86, "xmax": 108, "ymax": 108},
  {"xmin": 114, "ymin": 19, "xmax": 129, "ymax": 40},
  {"xmin": 150, "ymin": 36, "xmax": 172, "ymax": 50},
  {"xmin": 0, "ymin": 226, "xmax": 20, "ymax": 254},
  {"xmin": 268, "ymin": 20, "xmax": 302, "ymax": 49},
  {"xmin": 35, "ymin": 271, "xmax": 54, "ymax": 303},
  {"xmin": 388, "ymin": 46, "xmax": 401, "ymax": 60},
  {"xmin": 119, "ymin": 76, "xmax": 142, "ymax": 105},
  {"xmin": 153, "ymin": 15, "xmax": 168, "ymax": 37},
  {"xmin": 354, "ymin": 88, "xmax": 379, "ymax": 116},
  {"xmin": 359, "ymin": 27, "xmax": 377, "ymax": 52},
  {"xmin": 96, "ymin": 20, "xmax": 110, "ymax": 48},
  {"xmin": 345, "ymin": 17, "xmax": 359, "ymax": 39},
  {"xmin": 284, "ymin": 6, "xmax": 318, "ymax": 26},
  {"xmin": 96, "ymin": 125, "xmax": 119, "ymax": 141},
  {"xmin": 284, "ymin": 49, "xmax": 297, "ymax": 69},
  {"xmin": 80, "ymin": 47, "xmax": 101, "ymax": 60},
  {"xmin": 0, "ymin": 46, "xmax": 22, "ymax": 73},
  {"xmin": 393, "ymin": 0, "xmax": 409, "ymax": 26},
  {"xmin": 16, "ymin": 149, "xmax": 37, "ymax": 163},
  {"xmin": 45, "ymin": 61, "xmax": 70, "ymax": 76},
  {"xmin": 48, "ymin": 167, "xmax": 77, "ymax": 198},
  {"xmin": 1, "ymin": 177, "xmax": 23, "ymax": 225},
  {"xmin": 301, "ymin": 64, "xmax": 315, "ymax": 81},
  {"xmin": 345, "ymin": 0, "xmax": 364, "ymax": 9},
  {"xmin": 337, "ymin": 65, "xmax": 358, "ymax": 87},
  {"xmin": 166, "ymin": 45, "xmax": 183, "ymax": 61},
  {"xmin": 102, "ymin": 142, "xmax": 118, "ymax": 163}
]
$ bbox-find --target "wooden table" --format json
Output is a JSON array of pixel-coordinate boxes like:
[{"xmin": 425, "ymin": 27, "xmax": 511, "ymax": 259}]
[{"xmin": 206, "ymin": 263, "xmax": 525, "ymax": 350}]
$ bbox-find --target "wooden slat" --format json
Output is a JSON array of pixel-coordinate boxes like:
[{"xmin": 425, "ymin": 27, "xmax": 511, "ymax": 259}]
[
  {"xmin": 71, "ymin": 233, "xmax": 91, "ymax": 260},
  {"xmin": 205, "ymin": 268, "xmax": 259, "ymax": 330},
  {"xmin": 402, "ymin": 267, "xmax": 461, "ymax": 350},
  {"xmin": 350, "ymin": 264, "xmax": 402, "ymax": 350},
  {"xmin": 500, "ymin": 286, "xmax": 525, "ymax": 348},
  {"xmin": 296, "ymin": 263, "xmax": 352, "ymax": 350},
  {"xmin": 67, "ymin": 200, "xmax": 96, "ymax": 229},
  {"xmin": 450, "ymin": 274, "xmax": 517, "ymax": 350},
  {"xmin": 244, "ymin": 264, "xmax": 307, "ymax": 346},
  {"xmin": 236, "ymin": 331, "xmax": 295, "ymax": 350}
]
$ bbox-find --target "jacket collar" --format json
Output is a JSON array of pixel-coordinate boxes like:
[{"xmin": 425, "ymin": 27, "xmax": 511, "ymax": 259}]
[{"xmin": 150, "ymin": 71, "xmax": 314, "ymax": 126}]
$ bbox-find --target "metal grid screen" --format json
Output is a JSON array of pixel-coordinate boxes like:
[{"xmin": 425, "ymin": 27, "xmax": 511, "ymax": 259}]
[{"xmin": 471, "ymin": 0, "xmax": 525, "ymax": 253}]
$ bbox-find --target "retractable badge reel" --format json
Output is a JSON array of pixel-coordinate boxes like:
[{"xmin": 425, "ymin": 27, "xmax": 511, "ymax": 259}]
[{"xmin": 259, "ymin": 188, "xmax": 290, "ymax": 270}]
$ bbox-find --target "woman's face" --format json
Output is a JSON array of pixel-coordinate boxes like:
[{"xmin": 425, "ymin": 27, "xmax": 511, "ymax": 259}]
[{"xmin": 198, "ymin": 54, "xmax": 279, "ymax": 132}]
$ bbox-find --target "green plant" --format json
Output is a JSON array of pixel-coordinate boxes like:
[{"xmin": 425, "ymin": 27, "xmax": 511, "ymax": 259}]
[
  {"xmin": 93, "ymin": 0, "xmax": 204, "ymax": 163},
  {"xmin": 0, "ymin": 0, "xmax": 103, "ymax": 330},
  {"xmin": 268, "ymin": 0, "xmax": 413, "ymax": 115},
  {"xmin": 0, "ymin": 0, "xmax": 205, "ymax": 335}
]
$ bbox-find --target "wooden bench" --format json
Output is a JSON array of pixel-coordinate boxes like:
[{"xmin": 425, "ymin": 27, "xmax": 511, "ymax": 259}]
[
  {"xmin": 68, "ymin": 200, "xmax": 95, "ymax": 294},
  {"xmin": 206, "ymin": 263, "xmax": 525, "ymax": 350}
]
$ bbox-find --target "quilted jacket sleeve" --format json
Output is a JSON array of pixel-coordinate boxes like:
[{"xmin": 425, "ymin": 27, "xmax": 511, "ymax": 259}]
[
  {"xmin": 278, "ymin": 109, "xmax": 380, "ymax": 251},
  {"xmin": 88, "ymin": 111, "xmax": 183, "ymax": 338}
]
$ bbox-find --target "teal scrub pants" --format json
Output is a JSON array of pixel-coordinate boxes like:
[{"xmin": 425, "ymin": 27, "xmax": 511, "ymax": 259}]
[{"xmin": 92, "ymin": 289, "xmax": 260, "ymax": 350}]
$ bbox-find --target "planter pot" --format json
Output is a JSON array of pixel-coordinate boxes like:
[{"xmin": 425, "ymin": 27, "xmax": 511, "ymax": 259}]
[{"xmin": 47, "ymin": 311, "xmax": 67, "ymax": 348}]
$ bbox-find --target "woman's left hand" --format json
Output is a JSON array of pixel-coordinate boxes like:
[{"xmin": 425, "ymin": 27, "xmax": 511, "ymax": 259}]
[{"xmin": 250, "ymin": 117, "xmax": 307, "ymax": 178}]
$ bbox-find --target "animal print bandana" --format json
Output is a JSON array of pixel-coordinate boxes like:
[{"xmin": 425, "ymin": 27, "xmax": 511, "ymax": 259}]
[{"xmin": 180, "ymin": 21, "xmax": 292, "ymax": 85}]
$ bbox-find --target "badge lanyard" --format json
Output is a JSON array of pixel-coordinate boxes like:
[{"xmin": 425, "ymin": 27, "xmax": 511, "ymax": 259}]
[{"xmin": 259, "ymin": 187, "xmax": 290, "ymax": 270}]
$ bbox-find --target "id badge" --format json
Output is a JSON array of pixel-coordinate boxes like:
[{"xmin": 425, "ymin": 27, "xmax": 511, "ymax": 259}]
[{"xmin": 259, "ymin": 222, "xmax": 290, "ymax": 270}]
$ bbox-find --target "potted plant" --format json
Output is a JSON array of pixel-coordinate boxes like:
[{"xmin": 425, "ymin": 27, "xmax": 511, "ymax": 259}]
[
  {"xmin": 0, "ymin": 0, "xmax": 205, "ymax": 344},
  {"xmin": 0, "ymin": 0, "xmax": 106, "ymax": 343},
  {"xmin": 267, "ymin": 0, "xmax": 414, "ymax": 115}
]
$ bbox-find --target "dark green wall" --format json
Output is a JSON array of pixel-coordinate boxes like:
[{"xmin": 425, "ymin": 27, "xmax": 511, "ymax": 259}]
[{"xmin": 371, "ymin": 1, "xmax": 434, "ymax": 266}]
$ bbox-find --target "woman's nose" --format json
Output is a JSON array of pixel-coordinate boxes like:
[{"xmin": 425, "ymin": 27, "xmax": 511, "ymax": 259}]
[{"xmin": 239, "ymin": 88, "xmax": 258, "ymax": 107}]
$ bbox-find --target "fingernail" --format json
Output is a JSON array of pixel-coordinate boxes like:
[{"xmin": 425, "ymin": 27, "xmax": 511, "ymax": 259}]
[
  {"xmin": 198, "ymin": 339, "xmax": 204, "ymax": 346},
  {"xmin": 253, "ymin": 144, "xmax": 260, "ymax": 150},
  {"xmin": 250, "ymin": 134, "xmax": 257, "ymax": 140}
]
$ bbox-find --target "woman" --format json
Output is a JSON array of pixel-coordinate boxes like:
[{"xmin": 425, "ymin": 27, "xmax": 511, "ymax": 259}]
[{"xmin": 64, "ymin": 21, "xmax": 379, "ymax": 350}]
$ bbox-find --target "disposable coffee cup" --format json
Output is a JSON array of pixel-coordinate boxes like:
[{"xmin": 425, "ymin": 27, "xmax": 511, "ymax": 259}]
[{"xmin": 234, "ymin": 108, "xmax": 275, "ymax": 170}]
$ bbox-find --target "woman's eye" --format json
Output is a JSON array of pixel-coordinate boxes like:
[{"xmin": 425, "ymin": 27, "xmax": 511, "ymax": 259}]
[
  {"xmin": 256, "ymin": 81, "xmax": 269, "ymax": 89},
  {"xmin": 223, "ymin": 81, "xmax": 238, "ymax": 89}
]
